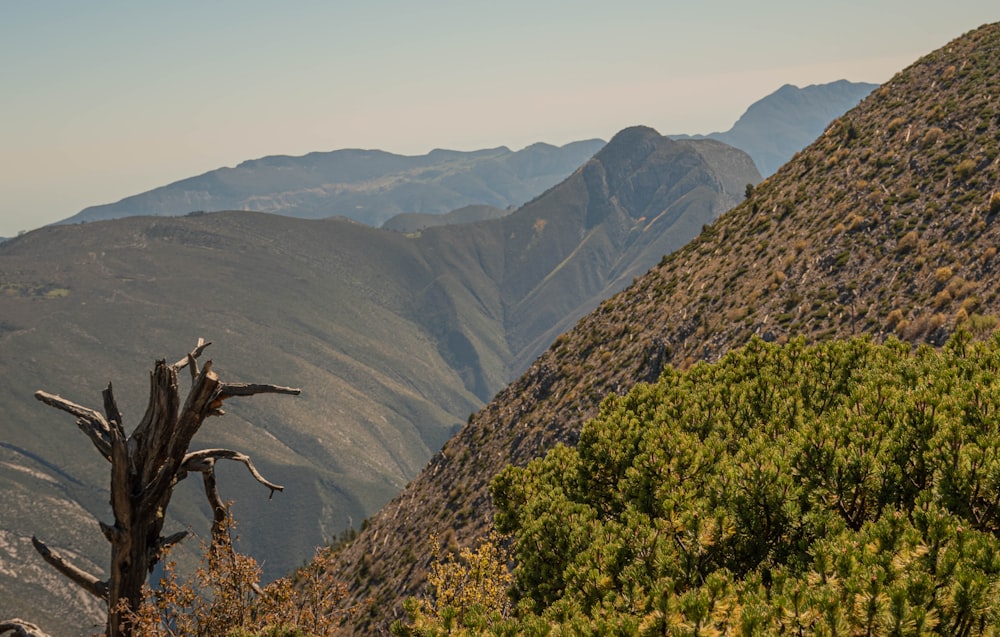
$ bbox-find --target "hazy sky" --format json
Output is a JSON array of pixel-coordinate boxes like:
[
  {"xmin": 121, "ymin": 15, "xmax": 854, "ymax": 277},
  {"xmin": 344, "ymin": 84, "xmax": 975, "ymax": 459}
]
[{"xmin": 1, "ymin": 2, "xmax": 996, "ymax": 237}]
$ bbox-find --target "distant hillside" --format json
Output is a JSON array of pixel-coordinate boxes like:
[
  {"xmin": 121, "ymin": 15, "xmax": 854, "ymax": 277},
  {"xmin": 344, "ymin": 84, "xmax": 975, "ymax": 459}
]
[
  {"xmin": 0, "ymin": 130, "xmax": 758, "ymax": 633},
  {"xmin": 59, "ymin": 140, "xmax": 606, "ymax": 228},
  {"xmin": 675, "ymin": 80, "xmax": 878, "ymax": 176},
  {"xmin": 381, "ymin": 204, "xmax": 511, "ymax": 232},
  {"xmin": 328, "ymin": 22, "xmax": 1000, "ymax": 633}
]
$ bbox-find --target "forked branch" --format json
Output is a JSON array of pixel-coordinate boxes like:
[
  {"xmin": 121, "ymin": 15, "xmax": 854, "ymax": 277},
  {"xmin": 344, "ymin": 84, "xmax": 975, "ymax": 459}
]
[{"xmin": 172, "ymin": 337, "xmax": 212, "ymax": 371}]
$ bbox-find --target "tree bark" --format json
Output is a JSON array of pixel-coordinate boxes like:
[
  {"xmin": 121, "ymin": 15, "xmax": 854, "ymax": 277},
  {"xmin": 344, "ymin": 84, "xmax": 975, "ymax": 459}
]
[{"xmin": 6, "ymin": 339, "xmax": 300, "ymax": 637}]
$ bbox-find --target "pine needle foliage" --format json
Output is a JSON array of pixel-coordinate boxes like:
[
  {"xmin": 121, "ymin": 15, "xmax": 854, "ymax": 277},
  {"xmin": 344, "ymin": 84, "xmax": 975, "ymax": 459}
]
[
  {"xmin": 487, "ymin": 333, "xmax": 1000, "ymax": 635},
  {"xmin": 392, "ymin": 531, "xmax": 514, "ymax": 636}
]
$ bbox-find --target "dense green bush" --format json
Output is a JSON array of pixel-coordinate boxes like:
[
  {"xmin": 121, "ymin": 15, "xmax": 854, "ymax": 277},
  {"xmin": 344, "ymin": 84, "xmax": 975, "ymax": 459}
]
[{"xmin": 487, "ymin": 334, "xmax": 1000, "ymax": 635}]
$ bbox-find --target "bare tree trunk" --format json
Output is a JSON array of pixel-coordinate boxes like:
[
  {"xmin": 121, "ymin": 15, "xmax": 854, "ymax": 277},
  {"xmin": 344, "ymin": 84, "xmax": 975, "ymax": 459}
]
[{"xmin": 5, "ymin": 339, "xmax": 299, "ymax": 637}]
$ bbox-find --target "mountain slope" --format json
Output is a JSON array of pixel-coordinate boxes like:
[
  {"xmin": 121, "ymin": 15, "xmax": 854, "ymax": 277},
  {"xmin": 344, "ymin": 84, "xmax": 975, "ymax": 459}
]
[
  {"xmin": 676, "ymin": 80, "xmax": 878, "ymax": 176},
  {"xmin": 499, "ymin": 133, "xmax": 756, "ymax": 372},
  {"xmin": 329, "ymin": 21, "xmax": 1000, "ymax": 633},
  {"xmin": 59, "ymin": 140, "xmax": 606, "ymax": 228},
  {"xmin": 0, "ymin": 131, "xmax": 757, "ymax": 633}
]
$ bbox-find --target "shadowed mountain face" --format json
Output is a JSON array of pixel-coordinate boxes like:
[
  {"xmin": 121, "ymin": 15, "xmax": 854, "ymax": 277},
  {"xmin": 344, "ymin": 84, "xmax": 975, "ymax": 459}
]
[
  {"xmin": 0, "ymin": 129, "xmax": 758, "ymax": 633},
  {"xmin": 327, "ymin": 22, "xmax": 1000, "ymax": 633},
  {"xmin": 500, "ymin": 132, "xmax": 757, "ymax": 372},
  {"xmin": 675, "ymin": 80, "xmax": 879, "ymax": 176},
  {"xmin": 59, "ymin": 140, "xmax": 607, "ymax": 228}
]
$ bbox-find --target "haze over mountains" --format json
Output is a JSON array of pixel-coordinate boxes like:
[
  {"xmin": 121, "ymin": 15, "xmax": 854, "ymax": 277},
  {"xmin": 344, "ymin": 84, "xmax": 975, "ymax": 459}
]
[
  {"xmin": 327, "ymin": 22, "xmax": 1000, "ymax": 632},
  {"xmin": 2, "ymin": 80, "xmax": 878, "ymax": 633},
  {"xmin": 48, "ymin": 82, "xmax": 876, "ymax": 236},
  {"xmin": 58, "ymin": 141, "xmax": 606, "ymax": 229}
]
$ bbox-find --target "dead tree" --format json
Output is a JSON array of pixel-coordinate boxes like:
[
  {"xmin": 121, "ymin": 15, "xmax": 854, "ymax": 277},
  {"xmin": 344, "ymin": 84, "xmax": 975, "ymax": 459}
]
[{"xmin": 1, "ymin": 339, "xmax": 300, "ymax": 637}]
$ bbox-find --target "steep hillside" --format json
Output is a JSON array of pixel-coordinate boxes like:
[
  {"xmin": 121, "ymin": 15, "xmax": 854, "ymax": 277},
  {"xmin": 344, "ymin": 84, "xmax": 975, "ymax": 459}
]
[
  {"xmin": 59, "ymin": 140, "xmax": 606, "ymax": 228},
  {"xmin": 0, "ymin": 132, "xmax": 756, "ymax": 632},
  {"xmin": 676, "ymin": 80, "xmax": 878, "ymax": 176},
  {"xmin": 329, "ymin": 22, "xmax": 1000, "ymax": 632}
]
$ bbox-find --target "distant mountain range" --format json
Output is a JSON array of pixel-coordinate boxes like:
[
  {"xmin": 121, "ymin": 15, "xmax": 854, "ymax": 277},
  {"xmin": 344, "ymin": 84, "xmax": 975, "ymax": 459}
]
[
  {"xmin": 325, "ymin": 22, "xmax": 1000, "ymax": 633},
  {"xmin": 58, "ymin": 140, "xmax": 605, "ymax": 228},
  {"xmin": 0, "ymin": 129, "xmax": 758, "ymax": 633},
  {"xmin": 54, "ymin": 81, "xmax": 875, "ymax": 232}
]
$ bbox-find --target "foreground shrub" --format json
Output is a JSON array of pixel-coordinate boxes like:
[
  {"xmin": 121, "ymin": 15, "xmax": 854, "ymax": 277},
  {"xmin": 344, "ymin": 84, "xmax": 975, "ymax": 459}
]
[
  {"xmin": 484, "ymin": 334, "xmax": 1000, "ymax": 635},
  {"xmin": 126, "ymin": 512, "xmax": 360, "ymax": 637},
  {"xmin": 391, "ymin": 531, "xmax": 513, "ymax": 636}
]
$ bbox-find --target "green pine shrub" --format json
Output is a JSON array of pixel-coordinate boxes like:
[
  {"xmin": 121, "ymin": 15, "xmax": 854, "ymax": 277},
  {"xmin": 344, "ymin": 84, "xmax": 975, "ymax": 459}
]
[{"xmin": 485, "ymin": 335, "xmax": 1000, "ymax": 635}]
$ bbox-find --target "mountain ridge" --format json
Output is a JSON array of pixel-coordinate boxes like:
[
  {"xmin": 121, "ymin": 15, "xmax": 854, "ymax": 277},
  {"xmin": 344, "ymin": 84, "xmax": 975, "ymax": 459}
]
[
  {"xmin": 52, "ymin": 81, "xmax": 875, "ymax": 236},
  {"xmin": 59, "ymin": 140, "xmax": 606, "ymax": 228}
]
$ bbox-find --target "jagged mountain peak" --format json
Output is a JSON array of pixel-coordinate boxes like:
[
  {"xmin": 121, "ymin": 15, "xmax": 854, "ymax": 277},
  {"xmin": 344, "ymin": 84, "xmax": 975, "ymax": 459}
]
[{"xmin": 680, "ymin": 79, "xmax": 879, "ymax": 176}]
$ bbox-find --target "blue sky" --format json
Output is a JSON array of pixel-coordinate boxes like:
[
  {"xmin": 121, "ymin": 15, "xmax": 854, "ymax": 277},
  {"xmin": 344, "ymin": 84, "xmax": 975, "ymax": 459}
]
[{"xmin": 0, "ymin": 1, "xmax": 996, "ymax": 236}]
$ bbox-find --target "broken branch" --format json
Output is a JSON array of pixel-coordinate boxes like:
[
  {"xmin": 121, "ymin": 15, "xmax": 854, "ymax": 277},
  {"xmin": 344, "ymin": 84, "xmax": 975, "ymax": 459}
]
[
  {"xmin": 172, "ymin": 338, "xmax": 211, "ymax": 370},
  {"xmin": 208, "ymin": 382, "xmax": 302, "ymax": 415},
  {"xmin": 218, "ymin": 382, "xmax": 302, "ymax": 398},
  {"xmin": 101, "ymin": 383, "xmax": 124, "ymax": 431},
  {"xmin": 182, "ymin": 448, "xmax": 285, "ymax": 496},
  {"xmin": 149, "ymin": 530, "xmax": 189, "ymax": 563},
  {"xmin": 33, "ymin": 391, "xmax": 112, "ymax": 461},
  {"xmin": 99, "ymin": 520, "xmax": 121, "ymax": 544},
  {"xmin": 31, "ymin": 536, "xmax": 108, "ymax": 601}
]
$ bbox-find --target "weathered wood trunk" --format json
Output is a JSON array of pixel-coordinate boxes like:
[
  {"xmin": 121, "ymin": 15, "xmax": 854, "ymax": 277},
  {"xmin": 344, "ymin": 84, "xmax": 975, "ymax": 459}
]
[{"xmin": 4, "ymin": 339, "xmax": 299, "ymax": 637}]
